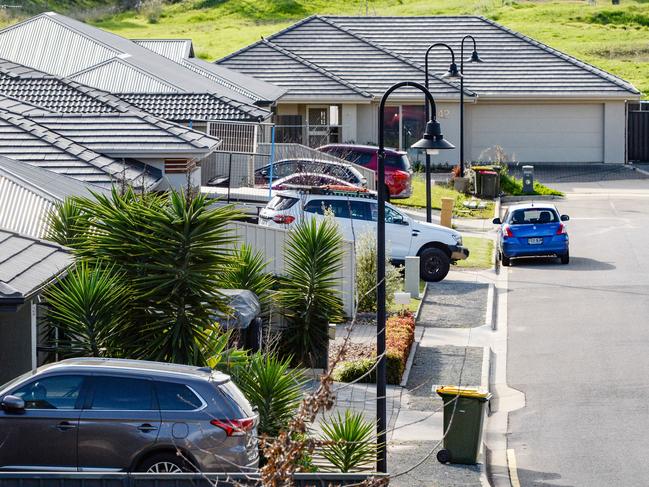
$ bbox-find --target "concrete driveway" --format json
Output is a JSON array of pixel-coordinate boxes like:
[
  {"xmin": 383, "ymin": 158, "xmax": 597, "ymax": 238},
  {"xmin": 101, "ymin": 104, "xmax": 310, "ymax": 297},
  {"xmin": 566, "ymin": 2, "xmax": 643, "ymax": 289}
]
[{"xmin": 504, "ymin": 173, "xmax": 649, "ymax": 486}]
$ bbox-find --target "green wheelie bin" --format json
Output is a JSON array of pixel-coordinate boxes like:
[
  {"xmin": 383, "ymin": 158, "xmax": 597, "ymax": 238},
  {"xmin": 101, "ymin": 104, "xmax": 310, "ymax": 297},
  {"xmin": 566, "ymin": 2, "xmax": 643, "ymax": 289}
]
[{"xmin": 436, "ymin": 386, "xmax": 492, "ymax": 464}]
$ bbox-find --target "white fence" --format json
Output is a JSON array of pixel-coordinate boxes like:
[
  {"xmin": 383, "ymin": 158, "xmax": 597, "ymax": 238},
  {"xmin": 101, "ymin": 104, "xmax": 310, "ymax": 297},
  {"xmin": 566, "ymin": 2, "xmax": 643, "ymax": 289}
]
[{"xmin": 228, "ymin": 221, "xmax": 356, "ymax": 317}]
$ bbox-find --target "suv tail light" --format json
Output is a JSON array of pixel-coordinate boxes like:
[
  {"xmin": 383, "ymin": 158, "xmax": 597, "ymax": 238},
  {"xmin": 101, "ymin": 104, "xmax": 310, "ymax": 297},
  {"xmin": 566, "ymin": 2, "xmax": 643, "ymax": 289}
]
[
  {"xmin": 503, "ymin": 224, "xmax": 514, "ymax": 238},
  {"xmin": 210, "ymin": 418, "xmax": 255, "ymax": 436},
  {"xmin": 392, "ymin": 170, "xmax": 410, "ymax": 182},
  {"xmin": 556, "ymin": 223, "xmax": 567, "ymax": 235},
  {"xmin": 272, "ymin": 214, "xmax": 295, "ymax": 224}
]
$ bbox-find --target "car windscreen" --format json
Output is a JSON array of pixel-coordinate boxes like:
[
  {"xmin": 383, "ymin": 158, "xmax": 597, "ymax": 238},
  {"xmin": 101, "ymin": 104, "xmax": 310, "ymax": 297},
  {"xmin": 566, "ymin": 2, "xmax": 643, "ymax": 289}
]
[
  {"xmin": 509, "ymin": 209, "xmax": 559, "ymax": 225},
  {"xmin": 267, "ymin": 195, "xmax": 299, "ymax": 211},
  {"xmin": 385, "ymin": 154, "xmax": 411, "ymax": 171}
]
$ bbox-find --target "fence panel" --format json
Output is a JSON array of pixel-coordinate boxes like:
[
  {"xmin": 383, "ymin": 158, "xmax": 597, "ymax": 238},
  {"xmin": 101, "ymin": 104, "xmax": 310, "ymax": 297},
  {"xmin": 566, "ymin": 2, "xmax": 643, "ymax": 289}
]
[
  {"xmin": 228, "ymin": 221, "xmax": 356, "ymax": 318},
  {"xmin": 628, "ymin": 109, "xmax": 649, "ymax": 162}
]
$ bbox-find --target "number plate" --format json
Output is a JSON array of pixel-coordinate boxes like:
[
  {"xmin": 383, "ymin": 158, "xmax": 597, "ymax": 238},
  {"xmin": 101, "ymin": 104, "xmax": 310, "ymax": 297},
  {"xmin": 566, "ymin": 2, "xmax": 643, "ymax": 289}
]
[{"xmin": 528, "ymin": 238, "xmax": 543, "ymax": 245}]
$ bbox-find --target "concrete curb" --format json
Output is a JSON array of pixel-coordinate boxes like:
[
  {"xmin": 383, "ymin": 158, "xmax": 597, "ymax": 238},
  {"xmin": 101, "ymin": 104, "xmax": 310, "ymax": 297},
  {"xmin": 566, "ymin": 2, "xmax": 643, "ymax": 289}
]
[
  {"xmin": 629, "ymin": 164, "xmax": 649, "ymax": 178},
  {"xmin": 414, "ymin": 281, "xmax": 427, "ymax": 322},
  {"xmin": 400, "ymin": 327, "xmax": 424, "ymax": 387},
  {"xmin": 485, "ymin": 283, "xmax": 496, "ymax": 331}
]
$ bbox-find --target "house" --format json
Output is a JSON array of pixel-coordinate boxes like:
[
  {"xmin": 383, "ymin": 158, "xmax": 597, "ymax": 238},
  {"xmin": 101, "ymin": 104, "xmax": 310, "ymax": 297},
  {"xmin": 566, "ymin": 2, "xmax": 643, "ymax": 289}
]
[
  {"xmin": 217, "ymin": 15, "xmax": 641, "ymax": 165},
  {"xmin": 0, "ymin": 155, "xmax": 110, "ymax": 239},
  {"xmin": 0, "ymin": 228, "xmax": 73, "ymax": 384}
]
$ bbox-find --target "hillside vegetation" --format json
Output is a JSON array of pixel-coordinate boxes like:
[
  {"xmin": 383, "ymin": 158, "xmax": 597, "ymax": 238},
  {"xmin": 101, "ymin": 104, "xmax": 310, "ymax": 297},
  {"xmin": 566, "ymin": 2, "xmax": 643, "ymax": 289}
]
[{"xmin": 3, "ymin": 1, "xmax": 648, "ymax": 96}]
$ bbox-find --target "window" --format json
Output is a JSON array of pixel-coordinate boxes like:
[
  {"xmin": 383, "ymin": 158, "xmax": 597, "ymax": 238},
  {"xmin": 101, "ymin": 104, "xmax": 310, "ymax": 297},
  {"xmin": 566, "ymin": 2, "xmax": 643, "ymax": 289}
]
[
  {"xmin": 90, "ymin": 376, "xmax": 155, "ymax": 411},
  {"xmin": 13, "ymin": 375, "xmax": 84, "ymax": 410},
  {"xmin": 304, "ymin": 199, "xmax": 327, "ymax": 215},
  {"xmin": 370, "ymin": 203, "xmax": 405, "ymax": 224},
  {"xmin": 383, "ymin": 106, "xmax": 400, "ymax": 149},
  {"xmin": 509, "ymin": 209, "xmax": 558, "ymax": 225},
  {"xmin": 268, "ymin": 195, "xmax": 299, "ymax": 211},
  {"xmin": 155, "ymin": 382, "xmax": 202, "ymax": 411}
]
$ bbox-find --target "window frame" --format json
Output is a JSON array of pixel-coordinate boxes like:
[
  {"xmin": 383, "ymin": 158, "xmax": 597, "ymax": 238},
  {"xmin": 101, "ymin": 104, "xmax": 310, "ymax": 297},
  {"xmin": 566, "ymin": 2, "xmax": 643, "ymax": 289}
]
[
  {"xmin": 10, "ymin": 373, "xmax": 88, "ymax": 411},
  {"xmin": 84, "ymin": 374, "xmax": 157, "ymax": 412}
]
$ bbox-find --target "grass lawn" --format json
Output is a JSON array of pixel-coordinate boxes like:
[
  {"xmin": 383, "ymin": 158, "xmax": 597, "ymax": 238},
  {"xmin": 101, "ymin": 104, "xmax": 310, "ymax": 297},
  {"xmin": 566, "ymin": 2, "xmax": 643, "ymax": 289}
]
[
  {"xmin": 455, "ymin": 236, "xmax": 494, "ymax": 269},
  {"xmin": 500, "ymin": 173, "xmax": 564, "ymax": 197},
  {"xmin": 388, "ymin": 278, "xmax": 425, "ymax": 314},
  {"xmin": 396, "ymin": 175, "xmax": 494, "ymax": 219},
  {"xmin": 5, "ymin": 1, "xmax": 647, "ymax": 95}
]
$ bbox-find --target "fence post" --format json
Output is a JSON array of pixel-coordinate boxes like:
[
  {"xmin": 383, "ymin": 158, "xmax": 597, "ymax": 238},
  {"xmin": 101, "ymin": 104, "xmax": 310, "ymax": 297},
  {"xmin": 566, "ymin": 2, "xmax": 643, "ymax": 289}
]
[{"xmin": 269, "ymin": 125, "xmax": 276, "ymax": 199}]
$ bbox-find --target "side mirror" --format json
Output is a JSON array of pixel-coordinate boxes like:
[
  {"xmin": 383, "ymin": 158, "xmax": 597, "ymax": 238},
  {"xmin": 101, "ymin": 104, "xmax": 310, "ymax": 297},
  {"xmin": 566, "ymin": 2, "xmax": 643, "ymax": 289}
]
[
  {"xmin": 560, "ymin": 215, "xmax": 570, "ymax": 222},
  {"xmin": 1, "ymin": 395, "xmax": 25, "ymax": 412},
  {"xmin": 492, "ymin": 217, "xmax": 502, "ymax": 225}
]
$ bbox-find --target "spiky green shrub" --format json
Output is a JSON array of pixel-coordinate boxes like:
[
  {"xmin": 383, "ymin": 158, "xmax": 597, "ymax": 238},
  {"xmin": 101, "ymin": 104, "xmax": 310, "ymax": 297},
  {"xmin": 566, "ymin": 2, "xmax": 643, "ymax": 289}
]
[
  {"xmin": 45, "ymin": 198, "xmax": 90, "ymax": 248},
  {"xmin": 320, "ymin": 410, "xmax": 376, "ymax": 472},
  {"xmin": 43, "ymin": 261, "xmax": 131, "ymax": 357},
  {"xmin": 355, "ymin": 231, "xmax": 402, "ymax": 313},
  {"xmin": 278, "ymin": 218, "xmax": 344, "ymax": 368},
  {"xmin": 233, "ymin": 352, "xmax": 307, "ymax": 437}
]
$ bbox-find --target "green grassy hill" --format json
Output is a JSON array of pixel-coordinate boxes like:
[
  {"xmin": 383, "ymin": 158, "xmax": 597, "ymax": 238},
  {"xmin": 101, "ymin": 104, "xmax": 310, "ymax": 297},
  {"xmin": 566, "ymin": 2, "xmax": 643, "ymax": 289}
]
[{"xmin": 4, "ymin": 1, "xmax": 649, "ymax": 96}]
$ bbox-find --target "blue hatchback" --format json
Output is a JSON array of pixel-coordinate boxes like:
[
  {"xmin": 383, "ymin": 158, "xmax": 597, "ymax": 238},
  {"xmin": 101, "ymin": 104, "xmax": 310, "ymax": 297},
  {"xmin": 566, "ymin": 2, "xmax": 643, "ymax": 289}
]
[{"xmin": 493, "ymin": 203, "xmax": 570, "ymax": 266}]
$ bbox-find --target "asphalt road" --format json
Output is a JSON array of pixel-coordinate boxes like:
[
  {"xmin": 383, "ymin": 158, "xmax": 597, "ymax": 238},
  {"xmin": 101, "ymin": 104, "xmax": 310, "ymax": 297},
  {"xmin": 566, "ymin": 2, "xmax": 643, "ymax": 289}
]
[{"xmin": 506, "ymin": 177, "xmax": 649, "ymax": 486}]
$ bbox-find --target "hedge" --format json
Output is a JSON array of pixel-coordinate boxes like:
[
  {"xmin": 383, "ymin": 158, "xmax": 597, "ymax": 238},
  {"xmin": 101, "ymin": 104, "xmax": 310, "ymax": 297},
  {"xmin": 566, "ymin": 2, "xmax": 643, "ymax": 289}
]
[{"xmin": 333, "ymin": 312, "xmax": 415, "ymax": 385}]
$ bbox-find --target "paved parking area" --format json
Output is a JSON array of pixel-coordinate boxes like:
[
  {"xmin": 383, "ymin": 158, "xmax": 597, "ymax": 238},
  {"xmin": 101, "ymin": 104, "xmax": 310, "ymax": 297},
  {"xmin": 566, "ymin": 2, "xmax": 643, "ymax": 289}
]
[{"xmin": 507, "ymin": 163, "xmax": 649, "ymax": 183}]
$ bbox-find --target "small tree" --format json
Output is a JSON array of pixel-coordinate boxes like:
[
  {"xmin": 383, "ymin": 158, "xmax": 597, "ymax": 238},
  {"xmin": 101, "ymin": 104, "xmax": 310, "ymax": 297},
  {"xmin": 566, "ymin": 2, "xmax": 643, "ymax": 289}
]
[
  {"xmin": 278, "ymin": 218, "xmax": 344, "ymax": 368},
  {"xmin": 355, "ymin": 231, "xmax": 401, "ymax": 313}
]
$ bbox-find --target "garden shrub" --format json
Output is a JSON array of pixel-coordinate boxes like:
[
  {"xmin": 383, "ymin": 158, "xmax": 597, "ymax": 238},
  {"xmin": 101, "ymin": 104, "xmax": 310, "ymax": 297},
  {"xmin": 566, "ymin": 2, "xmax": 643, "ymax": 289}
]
[{"xmin": 355, "ymin": 231, "xmax": 402, "ymax": 313}]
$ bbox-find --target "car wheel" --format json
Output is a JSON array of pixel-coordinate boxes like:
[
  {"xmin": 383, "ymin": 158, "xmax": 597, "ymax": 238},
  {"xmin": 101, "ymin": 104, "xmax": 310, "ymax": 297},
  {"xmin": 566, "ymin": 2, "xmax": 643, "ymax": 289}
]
[
  {"xmin": 137, "ymin": 452, "xmax": 191, "ymax": 473},
  {"xmin": 436, "ymin": 448, "xmax": 451, "ymax": 463},
  {"xmin": 560, "ymin": 251, "xmax": 569, "ymax": 265},
  {"xmin": 501, "ymin": 253, "xmax": 511, "ymax": 267},
  {"xmin": 420, "ymin": 248, "xmax": 451, "ymax": 282}
]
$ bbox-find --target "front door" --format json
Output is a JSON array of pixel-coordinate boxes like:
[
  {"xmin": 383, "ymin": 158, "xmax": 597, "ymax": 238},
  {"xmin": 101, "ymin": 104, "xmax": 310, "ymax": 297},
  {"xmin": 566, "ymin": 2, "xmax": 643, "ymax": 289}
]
[
  {"xmin": 0, "ymin": 374, "xmax": 85, "ymax": 470},
  {"xmin": 78, "ymin": 375, "xmax": 161, "ymax": 471}
]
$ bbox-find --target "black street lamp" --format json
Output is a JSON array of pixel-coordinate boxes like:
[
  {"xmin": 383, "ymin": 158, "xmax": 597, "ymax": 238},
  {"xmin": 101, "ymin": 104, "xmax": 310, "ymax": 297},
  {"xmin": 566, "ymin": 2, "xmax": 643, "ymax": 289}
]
[
  {"xmin": 459, "ymin": 35, "xmax": 483, "ymax": 177},
  {"xmin": 376, "ymin": 81, "xmax": 454, "ymax": 473},
  {"xmin": 423, "ymin": 43, "xmax": 461, "ymax": 223}
]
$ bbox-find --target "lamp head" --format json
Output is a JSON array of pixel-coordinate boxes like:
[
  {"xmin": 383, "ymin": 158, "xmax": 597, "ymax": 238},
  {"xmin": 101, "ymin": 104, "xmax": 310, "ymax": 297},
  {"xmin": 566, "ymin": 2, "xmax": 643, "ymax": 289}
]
[
  {"xmin": 470, "ymin": 50, "xmax": 483, "ymax": 63},
  {"xmin": 410, "ymin": 119, "xmax": 455, "ymax": 153},
  {"xmin": 441, "ymin": 62, "xmax": 462, "ymax": 80}
]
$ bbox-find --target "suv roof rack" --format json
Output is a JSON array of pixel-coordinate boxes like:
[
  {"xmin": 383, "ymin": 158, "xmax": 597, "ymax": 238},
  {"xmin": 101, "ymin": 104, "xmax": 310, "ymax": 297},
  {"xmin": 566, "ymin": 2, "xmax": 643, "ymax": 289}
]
[{"xmin": 295, "ymin": 186, "xmax": 378, "ymax": 199}]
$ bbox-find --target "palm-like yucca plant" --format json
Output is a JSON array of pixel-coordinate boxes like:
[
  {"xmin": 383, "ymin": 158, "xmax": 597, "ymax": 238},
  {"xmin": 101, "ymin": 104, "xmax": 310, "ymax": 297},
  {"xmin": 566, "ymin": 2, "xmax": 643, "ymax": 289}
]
[
  {"xmin": 45, "ymin": 198, "xmax": 90, "ymax": 248},
  {"xmin": 218, "ymin": 243, "xmax": 275, "ymax": 312},
  {"xmin": 278, "ymin": 217, "xmax": 344, "ymax": 368},
  {"xmin": 233, "ymin": 352, "xmax": 307, "ymax": 437},
  {"xmin": 320, "ymin": 410, "xmax": 376, "ymax": 473},
  {"xmin": 68, "ymin": 188, "xmax": 242, "ymax": 365},
  {"xmin": 43, "ymin": 261, "xmax": 131, "ymax": 357}
]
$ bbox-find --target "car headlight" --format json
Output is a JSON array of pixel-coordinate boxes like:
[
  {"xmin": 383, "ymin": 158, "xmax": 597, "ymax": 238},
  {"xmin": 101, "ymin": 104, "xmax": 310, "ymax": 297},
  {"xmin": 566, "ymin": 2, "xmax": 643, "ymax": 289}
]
[{"xmin": 453, "ymin": 234, "xmax": 463, "ymax": 246}]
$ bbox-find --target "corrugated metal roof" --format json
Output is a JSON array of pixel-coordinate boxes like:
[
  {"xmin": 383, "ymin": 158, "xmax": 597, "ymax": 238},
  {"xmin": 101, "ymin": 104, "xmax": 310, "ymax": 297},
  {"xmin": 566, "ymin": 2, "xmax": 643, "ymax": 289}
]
[
  {"xmin": 0, "ymin": 155, "xmax": 109, "ymax": 239},
  {"xmin": 0, "ymin": 12, "xmax": 283, "ymax": 105},
  {"xmin": 218, "ymin": 15, "xmax": 640, "ymax": 99},
  {"xmin": 0, "ymin": 14, "xmax": 119, "ymax": 78},
  {"xmin": 0, "ymin": 227, "xmax": 72, "ymax": 304},
  {"xmin": 132, "ymin": 39, "xmax": 194, "ymax": 63},
  {"xmin": 70, "ymin": 58, "xmax": 179, "ymax": 94}
]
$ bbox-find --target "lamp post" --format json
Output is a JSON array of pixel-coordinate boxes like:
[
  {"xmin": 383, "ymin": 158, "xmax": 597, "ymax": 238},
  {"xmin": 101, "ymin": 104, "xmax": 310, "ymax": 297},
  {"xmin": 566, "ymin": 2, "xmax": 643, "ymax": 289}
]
[
  {"xmin": 459, "ymin": 35, "xmax": 483, "ymax": 177},
  {"xmin": 377, "ymin": 81, "xmax": 455, "ymax": 473},
  {"xmin": 423, "ymin": 43, "xmax": 461, "ymax": 223}
]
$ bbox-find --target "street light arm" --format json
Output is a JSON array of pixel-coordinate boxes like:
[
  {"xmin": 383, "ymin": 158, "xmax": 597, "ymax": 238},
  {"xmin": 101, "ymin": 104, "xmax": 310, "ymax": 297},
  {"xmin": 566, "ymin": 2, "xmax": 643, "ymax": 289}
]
[
  {"xmin": 424, "ymin": 42, "xmax": 456, "ymax": 88},
  {"xmin": 460, "ymin": 35, "xmax": 478, "ymax": 72}
]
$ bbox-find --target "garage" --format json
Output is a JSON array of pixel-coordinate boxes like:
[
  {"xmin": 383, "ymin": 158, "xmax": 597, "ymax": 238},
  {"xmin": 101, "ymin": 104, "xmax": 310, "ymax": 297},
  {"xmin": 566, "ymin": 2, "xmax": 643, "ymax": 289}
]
[{"xmin": 468, "ymin": 104, "xmax": 604, "ymax": 163}]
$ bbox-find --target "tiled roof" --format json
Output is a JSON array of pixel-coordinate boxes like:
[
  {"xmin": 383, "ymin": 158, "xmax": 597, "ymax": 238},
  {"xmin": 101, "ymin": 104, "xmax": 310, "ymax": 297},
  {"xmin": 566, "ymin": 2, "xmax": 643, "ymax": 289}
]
[
  {"xmin": 119, "ymin": 92, "xmax": 269, "ymax": 122},
  {"xmin": 31, "ymin": 112, "xmax": 222, "ymax": 156},
  {"xmin": 0, "ymin": 102, "xmax": 161, "ymax": 189},
  {"xmin": 0, "ymin": 12, "xmax": 284, "ymax": 105},
  {"xmin": 0, "ymin": 155, "xmax": 109, "ymax": 239},
  {"xmin": 0, "ymin": 58, "xmax": 269, "ymax": 122},
  {"xmin": 0, "ymin": 227, "xmax": 73, "ymax": 307},
  {"xmin": 218, "ymin": 15, "xmax": 640, "ymax": 99}
]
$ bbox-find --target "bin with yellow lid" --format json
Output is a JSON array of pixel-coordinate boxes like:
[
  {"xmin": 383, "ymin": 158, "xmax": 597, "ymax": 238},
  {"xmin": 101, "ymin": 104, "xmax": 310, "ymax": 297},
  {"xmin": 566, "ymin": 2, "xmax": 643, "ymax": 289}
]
[{"xmin": 436, "ymin": 386, "xmax": 492, "ymax": 465}]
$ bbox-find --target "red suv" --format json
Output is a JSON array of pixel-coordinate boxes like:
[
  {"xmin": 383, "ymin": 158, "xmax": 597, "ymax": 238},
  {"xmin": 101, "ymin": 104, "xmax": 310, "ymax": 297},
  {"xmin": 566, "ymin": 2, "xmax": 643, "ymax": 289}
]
[{"xmin": 317, "ymin": 144, "xmax": 413, "ymax": 198}]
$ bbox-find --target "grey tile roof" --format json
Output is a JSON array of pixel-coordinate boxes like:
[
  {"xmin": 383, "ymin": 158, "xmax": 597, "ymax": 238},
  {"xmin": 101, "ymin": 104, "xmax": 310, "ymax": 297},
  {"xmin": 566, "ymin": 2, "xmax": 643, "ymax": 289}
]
[
  {"xmin": 219, "ymin": 16, "xmax": 463, "ymax": 101},
  {"xmin": 218, "ymin": 15, "xmax": 640, "ymax": 99},
  {"xmin": 0, "ymin": 155, "xmax": 109, "ymax": 238},
  {"xmin": 0, "ymin": 103, "xmax": 162, "ymax": 189},
  {"xmin": 0, "ymin": 58, "xmax": 269, "ymax": 122},
  {"xmin": 31, "ymin": 112, "xmax": 223, "ymax": 156},
  {"xmin": 0, "ymin": 12, "xmax": 284, "ymax": 105},
  {"xmin": 0, "ymin": 227, "xmax": 73, "ymax": 306}
]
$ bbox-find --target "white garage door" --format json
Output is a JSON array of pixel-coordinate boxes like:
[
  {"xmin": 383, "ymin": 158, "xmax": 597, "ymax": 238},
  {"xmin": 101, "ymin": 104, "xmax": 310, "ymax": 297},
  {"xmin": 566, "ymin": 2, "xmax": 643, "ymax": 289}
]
[{"xmin": 469, "ymin": 104, "xmax": 604, "ymax": 163}]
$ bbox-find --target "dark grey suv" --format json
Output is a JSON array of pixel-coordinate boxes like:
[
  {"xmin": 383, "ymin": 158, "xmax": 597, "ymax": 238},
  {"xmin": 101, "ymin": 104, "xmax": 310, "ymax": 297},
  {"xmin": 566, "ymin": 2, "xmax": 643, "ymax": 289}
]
[{"xmin": 0, "ymin": 358, "xmax": 258, "ymax": 473}]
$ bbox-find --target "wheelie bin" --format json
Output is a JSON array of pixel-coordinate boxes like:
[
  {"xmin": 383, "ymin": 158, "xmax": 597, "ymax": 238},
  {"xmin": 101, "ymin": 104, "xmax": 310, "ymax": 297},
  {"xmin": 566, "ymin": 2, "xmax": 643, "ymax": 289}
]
[{"xmin": 436, "ymin": 386, "xmax": 492, "ymax": 464}]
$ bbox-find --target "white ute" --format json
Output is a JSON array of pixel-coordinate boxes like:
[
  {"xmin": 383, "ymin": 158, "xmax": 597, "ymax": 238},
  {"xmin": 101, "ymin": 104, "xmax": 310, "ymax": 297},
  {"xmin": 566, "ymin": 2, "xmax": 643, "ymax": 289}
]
[{"xmin": 259, "ymin": 189, "xmax": 469, "ymax": 282}]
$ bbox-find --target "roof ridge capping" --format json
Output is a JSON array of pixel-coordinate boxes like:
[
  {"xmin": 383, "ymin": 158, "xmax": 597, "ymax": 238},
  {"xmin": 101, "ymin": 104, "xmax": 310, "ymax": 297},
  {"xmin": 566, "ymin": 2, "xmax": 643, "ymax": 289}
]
[
  {"xmin": 478, "ymin": 16, "xmax": 640, "ymax": 95},
  {"xmin": 261, "ymin": 39, "xmax": 372, "ymax": 98},
  {"xmin": 316, "ymin": 15, "xmax": 474, "ymax": 97}
]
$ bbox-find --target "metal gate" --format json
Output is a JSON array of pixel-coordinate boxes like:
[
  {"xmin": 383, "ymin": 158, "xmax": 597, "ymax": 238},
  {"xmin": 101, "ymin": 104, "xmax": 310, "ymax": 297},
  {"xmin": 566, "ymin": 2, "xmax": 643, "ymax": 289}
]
[{"xmin": 628, "ymin": 102, "xmax": 649, "ymax": 162}]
